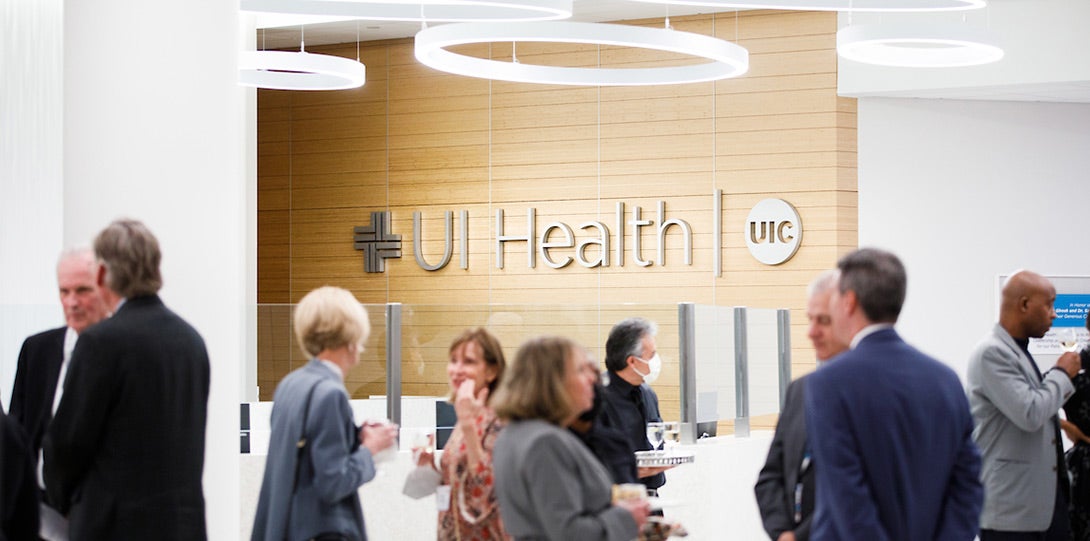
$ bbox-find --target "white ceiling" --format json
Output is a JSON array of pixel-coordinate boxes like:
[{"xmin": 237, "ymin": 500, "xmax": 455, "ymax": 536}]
[
  {"xmin": 248, "ymin": 1, "xmax": 1090, "ymax": 104},
  {"xmin": 252, "ymin": 0, "xmax": 731, "ymax": 49}
]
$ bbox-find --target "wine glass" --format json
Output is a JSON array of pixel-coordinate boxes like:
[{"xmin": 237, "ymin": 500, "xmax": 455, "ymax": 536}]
[
  {"xmin": 662, "ymin": 421, "xmax": 681, "ymax": 449},
  {"xmin": 1060, "ymin": 328, "xmax": 1081, "ymax": 353},
  {"xmin": 407, "ymin": 427, "xmax": 435, "ymax": 465},
  {"xmin": 646, "ymin": 422, "xmax": 666, "ymax": 452}
]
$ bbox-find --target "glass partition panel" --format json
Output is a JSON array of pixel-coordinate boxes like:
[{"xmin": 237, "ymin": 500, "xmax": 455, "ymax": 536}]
[
  {"xmin": 256, "ymin": 303, "xmax": 388, "ymax": 402},
  {"xmin": 394, "ymin": 304, "xmax": 681, "ymax": 441},
  {"xmin": 746, "ymin": 307, "xmax": 782, "ymax": 418},
  {"xmin": 691, "ymin": 304, "xmax": 736, "ymax": 437},
  {"xmin": 680, "ymin": 304, "xmax": 790, "ymax": 441},
  {"xmin": 254, "ymin": 302, "xmax": 682, "ymax": 447}
]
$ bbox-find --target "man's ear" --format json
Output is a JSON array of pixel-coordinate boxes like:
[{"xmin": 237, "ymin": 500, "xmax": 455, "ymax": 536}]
[
  {"xmin": 843, "ymin": 289, "xmax": 859, "ymax": 316},
  {"xmin": 96, "ymin": 263, "xmax": 107, "ymax": 288}
]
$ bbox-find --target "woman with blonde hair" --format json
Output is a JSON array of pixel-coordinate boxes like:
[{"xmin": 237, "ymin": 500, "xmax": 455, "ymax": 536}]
[
  {"xmin": 252, "ymin": 286, "xmax": 398, "ymax": 541},
  {"xmin": 491, "ymin": 336, "xmax": 649, "ymax": 541},
  {"xmin": 405, "ymin": 328, "xmax": 510, "ymax": 540}
]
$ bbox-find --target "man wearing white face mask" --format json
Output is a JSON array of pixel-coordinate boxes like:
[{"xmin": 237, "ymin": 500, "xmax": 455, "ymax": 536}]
[{"xmin": 598, "ymin": 317, "xmax": 669, "ymax": 494}]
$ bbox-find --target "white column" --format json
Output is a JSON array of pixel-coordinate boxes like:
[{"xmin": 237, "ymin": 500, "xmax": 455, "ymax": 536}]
[
  {"xmin": 0, "ymin": 0, "xmax": 66, "ymax": 406},
  {"xmin": 62, "ymin": 1, "xmax": 251, "ymax": 538}
]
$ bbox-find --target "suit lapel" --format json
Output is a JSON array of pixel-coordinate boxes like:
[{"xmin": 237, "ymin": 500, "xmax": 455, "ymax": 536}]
[{"xmin": 994, "ymin": 324, "xmax": 1041, "ymax": 384}]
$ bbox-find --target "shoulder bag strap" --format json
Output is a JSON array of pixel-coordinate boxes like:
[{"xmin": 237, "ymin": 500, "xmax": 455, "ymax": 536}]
[{"xmin": 292, "ymin": 381, "xmax": 322, "ymax": 494}]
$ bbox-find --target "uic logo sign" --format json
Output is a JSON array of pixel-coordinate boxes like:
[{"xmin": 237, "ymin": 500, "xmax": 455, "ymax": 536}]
[
  {"xmin": 353, "ymin": 196, "xmax": 803, "ymax": 273},
  {"xmin": 745, "ymin": 198, "xmax": 801, "ymax": 266}
]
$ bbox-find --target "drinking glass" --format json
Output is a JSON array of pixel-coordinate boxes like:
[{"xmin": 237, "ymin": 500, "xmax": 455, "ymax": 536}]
[
  {"xmin": 404, "ymin": 427, "xmax": 435, "ymax": 464},
  {"xmin": 662, "ymin": 421, "xmax": 681, "ymax": 449},
  {"xmin": 646, "ymin": 422, "xmax": 666, "ymax": 451},
  {"xmin": 1061, "ymin": 328, "xmax": 1081, "ymax": 353}
]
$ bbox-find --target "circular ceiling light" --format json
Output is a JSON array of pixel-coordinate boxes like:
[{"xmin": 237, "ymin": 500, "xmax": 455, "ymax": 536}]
[
  {"xmin": 837, "ymin": 22, "xmax": 1003, "ymax": 67},
  {"xmin": 241, "ymin": 0, "xmax": 573, "ymax": 22},
  {"xmin": 239, "ymin": 51, "xmax": 366, "ymax": 90},
  {"xmin": 414, "ymin": 21, "xmax": 749, "ymax": 86},
  {"xmin": 625, "ymin": 0, "xmax": 985, "ymax": 12}
]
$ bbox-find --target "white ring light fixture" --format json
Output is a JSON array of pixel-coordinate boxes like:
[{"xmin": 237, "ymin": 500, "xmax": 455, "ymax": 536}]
[
  {"xmin": 625, "ymin": 0, "xmax": 985, "ymax": 12},
  {"xmin": 837, "ymin": 22, "xmax": 1003, "ymax": 67},
  {"xmin": 239, "ymin": 51, "xmax": 366, "ymax": 90},
  {"xmin": 414, "ymin": 22, "xmax": 749, "ymax": 86},
  {"xmin": 241, "ymin": 0, "xmax": 572, "ymax": 22}
]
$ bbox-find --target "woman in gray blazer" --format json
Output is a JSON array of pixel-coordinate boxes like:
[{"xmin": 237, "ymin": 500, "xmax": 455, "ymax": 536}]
[
  {"xmin": 491, "ymin": 336, "xmax": 649, "ymax": 541},
  {"xmin": 251, "ymin": 286, "xmax": 398, "ymax": 541}
]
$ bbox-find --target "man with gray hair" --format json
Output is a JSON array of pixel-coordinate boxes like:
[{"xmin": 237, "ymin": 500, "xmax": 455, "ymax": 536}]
[
  {"xmin": 805, "ymin": 248, "xmax": 982, "ymax": 540},
  {"xmin": 755, "ymin": 269, "xmax": 848, "ymax": 541},
  {"xmin": 43, "ymin": 219, "xmax": 211, "ymax": 540},
  {"xmin": 10, "ymin": 247, "xmax": 109, "ymax": 540},
  {"xmin": 598, "ymin": 317, "xmax": 668, "ymax": 493}
]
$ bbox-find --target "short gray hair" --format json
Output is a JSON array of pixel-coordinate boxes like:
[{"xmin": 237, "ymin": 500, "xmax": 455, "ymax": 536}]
[
  {"xmin": 807, "ymin": 269, "xmax": 839, "ymax": 299},
  {"xmin": 93, "ymin": 219, "xmax": 162, "ymax": 298},
  {"xmin": 604, "ymin": 317, "xmax": 657, "ymax": 373},
  {"xmin": 57, "ymin": 247, "xmax": 96, "ymax": 273}
]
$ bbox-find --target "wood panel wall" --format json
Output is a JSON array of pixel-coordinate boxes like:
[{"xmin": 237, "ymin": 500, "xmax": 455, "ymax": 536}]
[{"xmin": 256, "ymin": 10, "xmax": 858, "ymax": 432}]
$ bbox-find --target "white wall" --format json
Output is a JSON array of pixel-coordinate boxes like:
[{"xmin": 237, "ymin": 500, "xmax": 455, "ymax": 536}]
[
  {"xmin": 58, "ymin": 0, "xmax": 251, "ymax": 538},
  {"xmin": 858, "ymin": 97, "xmax": 1090, "ymax": 379}
]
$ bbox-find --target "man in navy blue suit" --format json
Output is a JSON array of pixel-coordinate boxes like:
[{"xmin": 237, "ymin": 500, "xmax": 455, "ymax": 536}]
[{"xmin": 805, "ymin": 248, "xmax": 983, "ymax": 541}]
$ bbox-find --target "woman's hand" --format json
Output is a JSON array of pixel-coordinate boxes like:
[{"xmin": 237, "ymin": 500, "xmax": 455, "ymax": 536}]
[
  {"xmin": 361, "ymin": 421, "xmax": 399, "ymax": 456},
  {"xmin": 454, "ymin": 379, "xmax": 491, "ymax": 468},
  {"xmin": 454, "ymin": 379, "xmax": 488, "ymax": 426},
  {"xmin": 414, "ymin": 433, "xmax": 437, "ymax": 469},
  {"xmin": 615, "ymin": 498, "xmax": 650, "ymax": 530}
]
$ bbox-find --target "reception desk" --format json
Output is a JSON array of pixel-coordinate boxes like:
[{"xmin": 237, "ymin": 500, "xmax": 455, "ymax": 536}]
[{"xmin": 239, "ymin": 419, "xmax": 774, "ymax": 540}]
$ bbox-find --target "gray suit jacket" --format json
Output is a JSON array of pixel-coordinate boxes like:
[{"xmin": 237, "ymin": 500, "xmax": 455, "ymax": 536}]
[
  {"xmin": 966, "ymin": 323, "xmax": 1074, "ymax": 531},
  {"xmin": 755, "ymin": 376, "xmax": 814, "ymax": 541},
  {"xmin": 493, "ymin": 419, "xmax": 638, "ymax": 541},
  {"xmin": 251, "ymin": 360, "xmax": 377, "ymax": 541}
]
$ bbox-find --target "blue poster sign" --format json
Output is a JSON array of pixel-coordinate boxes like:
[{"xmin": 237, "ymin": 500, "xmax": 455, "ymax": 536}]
[{"xmin": 1054, "ymin": 294, "xmax": 1090, "ymax": 327}]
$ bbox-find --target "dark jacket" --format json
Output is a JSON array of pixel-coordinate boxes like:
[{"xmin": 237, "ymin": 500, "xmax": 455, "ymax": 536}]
[
  {"xmin": 44, "ymin": 295, "xmax": 210, "ymax": 541},
  {"xmin": 8, "ymin": 326, "xmax": 66, "ymax": 466}
]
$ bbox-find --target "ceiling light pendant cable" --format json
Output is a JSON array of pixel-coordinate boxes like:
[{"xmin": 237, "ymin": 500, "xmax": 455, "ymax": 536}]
[
  {"xmin": 415, "ymin": 21, "xmax": 749, "ymax": 86},
  {"xmin": 239, "ymin": 25, "xmax": 366, "ymax": 91}
]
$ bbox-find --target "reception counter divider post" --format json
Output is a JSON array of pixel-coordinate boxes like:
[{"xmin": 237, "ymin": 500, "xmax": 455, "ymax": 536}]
[
  {"xmin": 777, "ymin": 308, "xmax": 792, "ymax": 410},
  {"xmin": 734, "ymin": 306, "xmax": 750, "ymax": 437},
  {"xmin": 386, "ymin": 302, "xmax": 403, "ymax": 426},
  {"xmin": 678, "ymin": 302, "xmax": 698, "ymax": 444}
]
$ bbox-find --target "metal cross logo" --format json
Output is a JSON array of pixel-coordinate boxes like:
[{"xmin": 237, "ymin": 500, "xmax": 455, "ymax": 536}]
[{"xmin": 353, "ymin": 211, "xmax": 402, "ymax": 273}]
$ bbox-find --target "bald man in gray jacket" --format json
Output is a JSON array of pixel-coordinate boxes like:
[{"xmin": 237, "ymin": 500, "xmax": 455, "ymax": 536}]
[{"xmin": 967, "ymin": 270, "xmax": 1080, "ymax": 540}]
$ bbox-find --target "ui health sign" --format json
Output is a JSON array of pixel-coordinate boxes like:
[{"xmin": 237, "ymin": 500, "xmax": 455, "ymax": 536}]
[{"xmin": 354, "ymin": 195, "xmax": 803, "ymax": 274}]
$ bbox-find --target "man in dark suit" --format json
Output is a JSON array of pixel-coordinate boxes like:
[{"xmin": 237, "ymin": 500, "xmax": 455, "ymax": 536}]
[
  {"xmin": 2, "ymin": 402, "xmax": 40, "ymax": 541},
  {"xmin": 43, "ymin": 219, "xmax": 211, "ymax": 541},
  {"xmin": 10, "ymin": 249, "xmax": 109, "ymax": 458},
  {"xmin": 755, "ymin": 269, "xmax": 848, "ymax": 541},
  {"xmin": 805, "ymin": 248, "xmax": 983, "ymax": 541},
  {"xmin": 9, "ymin": 248, "xmax": 109, "ymax": 540}
]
